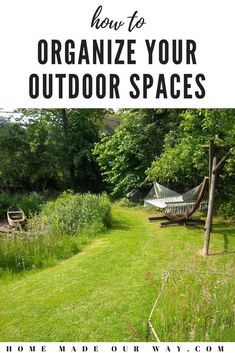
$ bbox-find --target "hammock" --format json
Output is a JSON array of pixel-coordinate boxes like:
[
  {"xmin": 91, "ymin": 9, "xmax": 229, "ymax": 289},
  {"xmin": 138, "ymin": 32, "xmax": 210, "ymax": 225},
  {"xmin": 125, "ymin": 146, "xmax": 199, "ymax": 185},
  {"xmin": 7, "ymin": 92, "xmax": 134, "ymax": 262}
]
[{"xmin": 144, "ymin": 178, "xmax": 208, "ymax": 216}]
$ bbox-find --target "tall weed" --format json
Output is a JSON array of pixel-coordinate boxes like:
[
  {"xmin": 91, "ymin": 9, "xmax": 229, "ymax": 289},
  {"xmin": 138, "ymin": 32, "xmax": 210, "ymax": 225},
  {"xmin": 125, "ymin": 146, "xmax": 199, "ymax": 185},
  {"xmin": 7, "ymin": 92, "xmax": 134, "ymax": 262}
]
[
  {"xmin": 151, "ymin": 271, "xmax": 234, "ymax": 341},
  {"xmin": 41, "ymin": 192, "xmax": 111, "ymax": 236}
]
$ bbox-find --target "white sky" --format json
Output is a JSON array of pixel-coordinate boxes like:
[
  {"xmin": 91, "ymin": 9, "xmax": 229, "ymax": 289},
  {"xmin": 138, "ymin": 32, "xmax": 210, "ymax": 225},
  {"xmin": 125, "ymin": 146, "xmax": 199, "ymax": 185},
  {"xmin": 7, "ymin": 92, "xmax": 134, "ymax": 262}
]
[{"xmin": 0, "ymin": 108, "xmax": 22, "ymax": 121}]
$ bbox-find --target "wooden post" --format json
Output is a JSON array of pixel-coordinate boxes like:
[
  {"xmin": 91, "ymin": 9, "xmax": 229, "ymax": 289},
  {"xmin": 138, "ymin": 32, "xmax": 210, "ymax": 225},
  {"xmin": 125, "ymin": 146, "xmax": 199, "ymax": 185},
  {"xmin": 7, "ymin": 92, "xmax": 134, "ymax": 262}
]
[
  {"xmin": 208, "ymin": 140, "xmax": 214, "ymax": 191},
  {"xmin": 206, "ymin": 139, "xmax": 214, "ymax": 233},
  {"xmin": 203, "ymin": 156, "xmax": 217, "ymax": 256}
]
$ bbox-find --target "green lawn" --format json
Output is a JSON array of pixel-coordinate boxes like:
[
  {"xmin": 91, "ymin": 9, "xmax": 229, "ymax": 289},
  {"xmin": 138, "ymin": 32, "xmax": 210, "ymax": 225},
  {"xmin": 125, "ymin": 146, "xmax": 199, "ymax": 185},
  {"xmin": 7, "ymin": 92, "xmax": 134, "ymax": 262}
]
[{"xmin": 0, "ymin": 206, "xmax": 234, "ymax": 341}]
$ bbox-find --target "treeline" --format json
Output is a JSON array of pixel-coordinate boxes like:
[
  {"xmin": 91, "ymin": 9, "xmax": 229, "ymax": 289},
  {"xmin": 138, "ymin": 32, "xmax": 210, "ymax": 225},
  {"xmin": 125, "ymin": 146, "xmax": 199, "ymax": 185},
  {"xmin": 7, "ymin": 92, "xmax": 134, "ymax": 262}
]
[
  {"xmin": 0, "ymin": 108, "xmax": 234, "ymax": 216},
  {"xmin": 0, "ymin": 109, "xmax": 106, "ymax": 192}
]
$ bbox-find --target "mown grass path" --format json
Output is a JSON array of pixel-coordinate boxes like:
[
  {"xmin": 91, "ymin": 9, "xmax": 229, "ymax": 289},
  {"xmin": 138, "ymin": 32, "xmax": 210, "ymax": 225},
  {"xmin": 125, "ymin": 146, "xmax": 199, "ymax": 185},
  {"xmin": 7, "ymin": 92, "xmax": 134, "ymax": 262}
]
[{"xmin": 0, "ymin": 206, "xmax": 234, "ymax": 341}]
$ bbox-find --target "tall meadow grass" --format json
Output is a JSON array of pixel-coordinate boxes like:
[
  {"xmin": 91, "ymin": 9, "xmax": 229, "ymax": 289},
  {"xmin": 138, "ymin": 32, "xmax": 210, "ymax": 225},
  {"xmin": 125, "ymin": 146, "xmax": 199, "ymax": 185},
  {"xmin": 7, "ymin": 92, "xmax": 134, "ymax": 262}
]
[
  {"xmin": 0, "ymin": 192, "xmax": 111, "ymax": 273},
  {"xmin": 150, "ymin": 271, "xmax": 234, "ymax": 341}
]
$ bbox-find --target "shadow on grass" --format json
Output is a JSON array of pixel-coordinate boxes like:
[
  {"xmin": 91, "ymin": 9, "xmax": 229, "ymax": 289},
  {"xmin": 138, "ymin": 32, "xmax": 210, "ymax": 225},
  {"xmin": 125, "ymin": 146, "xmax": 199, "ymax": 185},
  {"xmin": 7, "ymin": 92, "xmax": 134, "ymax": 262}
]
[
  {"xmin": 223, "ymin": 234, "xmax": 229, "ymax": 253},
  {"xmin": 213, "ymin": 227, "xmax": 235, "ymax": 237},
  {"xmin": 184, "ymin": 223, "xmax": 205, "ymax": 230},
  {"xmin": 208, "ymin": 222, "xmax": 235, "ymax": 255},
  {"xmin": 111, "ymin": 218, "xmax": 131, "ymax": 231},
  {"xmin": 208, "ymin": 249, "xmax": 235, "ymax": 256}
]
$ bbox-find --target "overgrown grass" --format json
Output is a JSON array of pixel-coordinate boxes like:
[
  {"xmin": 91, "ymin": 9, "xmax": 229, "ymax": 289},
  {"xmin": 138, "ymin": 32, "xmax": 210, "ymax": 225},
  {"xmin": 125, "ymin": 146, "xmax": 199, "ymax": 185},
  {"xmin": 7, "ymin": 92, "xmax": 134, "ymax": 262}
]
[
  {"xmin": 0, "ymin": 231, "xmax": 82, "ymax": 272},
  {"xmin": 0, "ymin": 192, "xmax": 111, "ymax": 272},
  {"xmin": 150, "ymin": 271, "xmax": 234, "ymax": 341},
  {"xmin": 41, "ymin": 192, "xmax": 111, "ymax": 236},
  {"xmin": 0, "ymin": 206, "xmax": 234, "ymax": 341}
]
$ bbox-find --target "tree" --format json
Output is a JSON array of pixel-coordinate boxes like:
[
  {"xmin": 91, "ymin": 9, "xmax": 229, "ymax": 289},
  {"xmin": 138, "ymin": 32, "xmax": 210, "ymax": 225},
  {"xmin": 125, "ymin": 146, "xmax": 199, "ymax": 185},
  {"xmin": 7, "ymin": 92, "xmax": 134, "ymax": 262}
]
[
  {"xmin": 94, "ymin": 109, "xmax": 182, "ymax": 198},
  {"xmin": 0, "ymin": 109, "xmax": 109, "ymax": 192},
  {"xmin": 0, "ymin": 121, "xmax": 30, "ymax": 191},
  {"xmin": 147, "ymin": 109, "xmax": 235, "ymax": 195}
]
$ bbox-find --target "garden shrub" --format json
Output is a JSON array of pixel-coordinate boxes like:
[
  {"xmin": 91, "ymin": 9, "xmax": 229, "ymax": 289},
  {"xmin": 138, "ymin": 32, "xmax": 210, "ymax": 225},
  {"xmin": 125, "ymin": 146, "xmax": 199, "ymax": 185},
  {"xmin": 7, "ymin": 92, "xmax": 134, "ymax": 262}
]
[
  {"xmin": 41, "ymin": 192, "xmax": 111, "ymax": 236},
  {"xmin": 0, "ymin": 193, "xmax": 12, "ymax": 219},
  {"xmin": 216, "ymin": 200, "xmax": 235, "ymax": 221},
  {"xmin": 0, "ymin": 193, "xmax": 42, "ymax": 219}
]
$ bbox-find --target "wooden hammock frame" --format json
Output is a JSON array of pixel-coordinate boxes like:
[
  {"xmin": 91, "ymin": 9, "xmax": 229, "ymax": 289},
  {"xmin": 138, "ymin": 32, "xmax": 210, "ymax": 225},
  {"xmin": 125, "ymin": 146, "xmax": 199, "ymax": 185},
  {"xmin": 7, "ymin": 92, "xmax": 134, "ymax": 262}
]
[{"xmin": 149, "ymin": 176, "xmax": 209, "ymax": 227}]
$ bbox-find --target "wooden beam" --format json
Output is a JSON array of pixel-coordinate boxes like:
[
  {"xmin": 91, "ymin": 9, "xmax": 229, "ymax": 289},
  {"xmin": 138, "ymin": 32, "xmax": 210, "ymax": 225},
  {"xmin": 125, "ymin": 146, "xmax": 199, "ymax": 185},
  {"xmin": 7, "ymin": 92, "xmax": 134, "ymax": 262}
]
[
  {"xmin": 203, "ymin": 157, "xmax": 217, "ymax": 256},
  {"xmin": 208, "ymin": 140, "xmax": 214, "ymax": 190},
  {"xmin": 212, "ymin": 149, "xmax": 233, "ymax": 174},
  {"xmin": 202, "ymin": 144, "xmax": 232, "ymax": 148}
]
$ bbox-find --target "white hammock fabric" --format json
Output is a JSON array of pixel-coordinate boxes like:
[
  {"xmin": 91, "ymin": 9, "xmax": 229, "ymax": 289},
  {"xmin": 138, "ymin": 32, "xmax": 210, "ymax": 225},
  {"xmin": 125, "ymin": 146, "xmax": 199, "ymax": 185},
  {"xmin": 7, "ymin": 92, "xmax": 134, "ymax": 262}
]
[
  {"xmin": 164, "ymin": 201, "xmax": 208, "ymax": 214},
  {"xmin": 144, "ymin": 181, "xmax": 208, "ymax": 215}
]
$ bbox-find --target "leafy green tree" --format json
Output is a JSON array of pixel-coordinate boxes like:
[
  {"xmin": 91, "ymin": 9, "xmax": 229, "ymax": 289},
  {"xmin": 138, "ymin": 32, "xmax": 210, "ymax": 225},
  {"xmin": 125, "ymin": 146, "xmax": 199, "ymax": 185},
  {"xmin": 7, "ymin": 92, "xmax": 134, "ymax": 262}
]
[
  {"xmin": 0, "ymin": 122, "xmax": 30, "ymax": 191},
  {"xmin": 94, "ymin": 109, "xmax": 182, "ymax": 198},
  {"xmin": 20, "ymin": 108, "xmax": 109, "ymax": 192},
  {"xmin": 147, "ymin": 109, "xmax": 235, "ymax": 195},
  {"xmin": 26, "ymin": 119, "xmax": 62, "ymax": 191},
  {"xmin": 0, "ymin": 109, "xmax": 108, "ymax": 192}
]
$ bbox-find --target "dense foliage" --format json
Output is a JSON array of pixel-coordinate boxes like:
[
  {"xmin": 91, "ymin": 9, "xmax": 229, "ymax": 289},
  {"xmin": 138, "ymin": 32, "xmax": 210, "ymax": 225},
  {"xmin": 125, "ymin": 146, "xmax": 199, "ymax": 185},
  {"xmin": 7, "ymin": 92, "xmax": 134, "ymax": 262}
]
[
  {"xmin": 0, "ymin": 193, "xmax": 111, "ymax": 272},
  {"xmin": 147, "ymin": 109, "xmax": 235, "ymax": 185},
  {"xmin": 41, "ymin": 192, "xmax": 111, "ymax": 236},
  {"xmin": 147, "ymin": 109, "xmax": 235, "ymax": 213},
  {"xmin": 94, "ymin": 109, "xmax": 181, "ymax": 198},
  {"xmin": 0, "ymin": 108, "xmax": 234, "ymax": 217},
  {"xmin": 0, "ymin": 193, "xmax": 43, "ymax": 219},
  {"xmin": 0, "ymin": 109, "xmax": 108, "ymax": 192}
]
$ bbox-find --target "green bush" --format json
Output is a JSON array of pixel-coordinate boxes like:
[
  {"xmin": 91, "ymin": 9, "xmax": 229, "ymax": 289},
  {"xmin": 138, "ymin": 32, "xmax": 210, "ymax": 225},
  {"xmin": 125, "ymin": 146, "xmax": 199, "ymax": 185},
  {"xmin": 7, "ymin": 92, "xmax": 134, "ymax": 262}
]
[
  {"xmin": 0, "ymin": 193, "xmax": 42, "ymax": 219},
  {"xmin": 16, "ymin": 193, "xmax": 43, "ymax": 216},
  {"xmin": 0, "ymin": 194, "xmax": 12, "ymax": 219},
  {"xmin": 0, "ymin": 192, "xmax": 111, "ymax": 273},
  {"xmin": 41, "ymin": 192, "xmax": 111, "ymax": 236},
  {"xmin": 216, "ymin": 200, "xmax": 235, "ymax": 221},
  {"xmin": 115, "ymin": 197, "xmax": 137, "ymax": 208}
]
